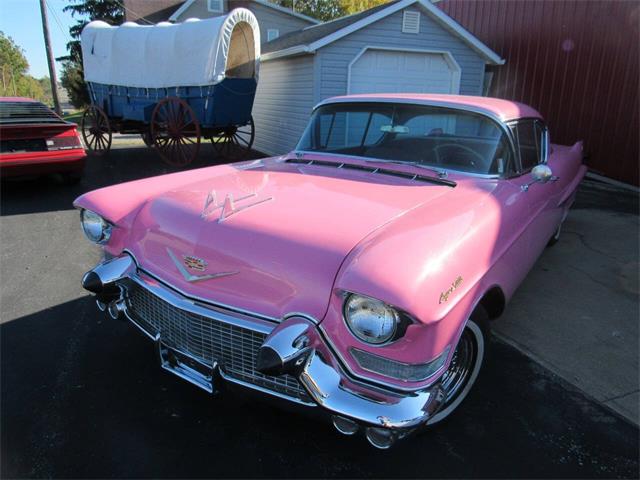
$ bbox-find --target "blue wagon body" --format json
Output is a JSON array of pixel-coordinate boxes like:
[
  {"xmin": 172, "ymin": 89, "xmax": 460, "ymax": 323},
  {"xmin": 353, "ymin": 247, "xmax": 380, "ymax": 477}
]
[
  {"xmin": 88, "ymin": 77, "xmax": 257, "ymax": 128},
  {"xmin": 80, "ymin": 9, "xmax": 261, "ymax": 165}
]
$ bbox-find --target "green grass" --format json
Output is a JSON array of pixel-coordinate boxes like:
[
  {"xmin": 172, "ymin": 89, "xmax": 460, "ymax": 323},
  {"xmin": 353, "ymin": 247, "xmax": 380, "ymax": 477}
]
[{"xmin": 63, "ymin": 110, "xmax": 83, "ymax": 124}]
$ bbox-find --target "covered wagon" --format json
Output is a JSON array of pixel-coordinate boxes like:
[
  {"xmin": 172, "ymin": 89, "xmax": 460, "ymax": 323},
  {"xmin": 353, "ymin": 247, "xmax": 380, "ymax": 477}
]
[{"xmin": 80, "ymin": 8, "xmax": 260, "ymax": 166}]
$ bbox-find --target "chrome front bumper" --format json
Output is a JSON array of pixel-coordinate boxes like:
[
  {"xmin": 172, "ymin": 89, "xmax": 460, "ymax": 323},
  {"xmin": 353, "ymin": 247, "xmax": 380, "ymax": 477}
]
[{"xmin": 83, "ymin": 254, "xmax": 445, "ymax": 447}]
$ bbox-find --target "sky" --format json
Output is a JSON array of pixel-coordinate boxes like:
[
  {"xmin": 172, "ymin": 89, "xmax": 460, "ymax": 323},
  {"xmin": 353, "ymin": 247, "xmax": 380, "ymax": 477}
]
[{"xmin": 0, "ymin": 0, "xmax": 84, "ymax": 79}]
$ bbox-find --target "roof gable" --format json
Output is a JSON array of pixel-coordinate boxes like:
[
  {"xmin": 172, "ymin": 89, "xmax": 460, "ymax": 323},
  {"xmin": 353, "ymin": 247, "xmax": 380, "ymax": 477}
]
[
  {"xmin": 169, "ymin": 0, "xmax": 319, "ymax": 24},
  {"xmin": 262, "ymin": 0, "xmax": 503, "ymax": 65}
]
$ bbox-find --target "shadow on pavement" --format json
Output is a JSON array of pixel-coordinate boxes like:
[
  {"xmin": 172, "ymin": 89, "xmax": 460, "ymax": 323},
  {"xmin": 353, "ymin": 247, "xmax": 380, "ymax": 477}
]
[
  {"xmin": 0, "ymin": 144, "xmax": 262, "ymax": 217},
  {"xmin": 1, "ymin": 296, "xmax": 637, "ymax": 478}
]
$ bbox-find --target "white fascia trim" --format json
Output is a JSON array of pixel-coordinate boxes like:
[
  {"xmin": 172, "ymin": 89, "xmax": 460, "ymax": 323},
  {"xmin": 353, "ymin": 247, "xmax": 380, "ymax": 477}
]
[
  {"xmin": 251, "ymin": 0, "xmax": 320, "ymax": 24},
  {"xmin": 261, "ymin": 45, "xmax": 314, "ymax": 61},
  {"xmin": 346, "ymin": 46, "xmax": 462, "ymax": 94},
  {"xmin": 302, "ymin": 0, "xmax": 503, "ymax": 65},
  {"xmin": 169, "ymin": 0, "xmax": 196, "ymax": 22},
  {"xmin": 306, "ymin": 0, "xmax": 415, "ymax": 51}
]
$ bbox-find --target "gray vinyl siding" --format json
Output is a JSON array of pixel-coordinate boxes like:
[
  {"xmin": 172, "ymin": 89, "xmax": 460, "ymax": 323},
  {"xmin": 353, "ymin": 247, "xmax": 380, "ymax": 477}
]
[
  {"xmin": 252, "ymin": 55, "xmax": 315, "ymax": 155},
  {"xmin": 177, "ymin": 0, "xmax": 228, "ymax": 19},
  {"xmin": 246, "ymin": 2, "xmax": 313, "ymax": 43},
  {"xmin": 316, "ymin": 6, "xmax": 486, "ymax": 103}
]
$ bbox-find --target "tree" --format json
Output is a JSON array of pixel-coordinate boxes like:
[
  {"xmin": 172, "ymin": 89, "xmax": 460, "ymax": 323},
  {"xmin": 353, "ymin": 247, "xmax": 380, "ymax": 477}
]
[
  {"xmin": 58, "ymin": 0, "xmax": 123, "ymax": 108},
  {"xmin": 0, "ymin": 32, "xmax": 49, "ymax": 103},
  {"xmin": 269, "ymin": 0, "xmax": 390, "ymax": 21},
  {"xmin": 271, "ymin": 0, "xmax": 344, "ymax": 22},
  {"xmin": 339, "ymin": 0, "xmax": 390, "ymax": 15}
]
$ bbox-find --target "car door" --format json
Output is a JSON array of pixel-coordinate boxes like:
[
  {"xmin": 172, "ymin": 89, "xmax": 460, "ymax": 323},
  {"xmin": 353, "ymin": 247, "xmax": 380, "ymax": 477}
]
[{"xmin": 509, "ymin": 119, "xmax": 563, "ymax": 263}]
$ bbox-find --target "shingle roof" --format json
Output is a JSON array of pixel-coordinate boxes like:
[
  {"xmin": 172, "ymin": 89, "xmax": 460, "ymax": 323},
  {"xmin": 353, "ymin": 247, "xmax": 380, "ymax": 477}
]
[{"xmin": 262, "ymin": 1, "xmax": 400, "ymax": 54}]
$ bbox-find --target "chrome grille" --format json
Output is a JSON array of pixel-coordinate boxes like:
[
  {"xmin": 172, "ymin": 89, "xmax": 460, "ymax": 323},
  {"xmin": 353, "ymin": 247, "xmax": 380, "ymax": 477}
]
[{"xmin": 126, "ymin": 283, "xmax": 309, "ymax": 402}]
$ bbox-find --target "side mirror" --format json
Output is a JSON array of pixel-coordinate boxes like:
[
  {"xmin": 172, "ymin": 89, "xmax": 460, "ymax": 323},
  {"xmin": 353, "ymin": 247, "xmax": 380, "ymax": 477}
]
[{"xmin": 531, "ymin": 164, "xmax": 553, "ymax": 184}]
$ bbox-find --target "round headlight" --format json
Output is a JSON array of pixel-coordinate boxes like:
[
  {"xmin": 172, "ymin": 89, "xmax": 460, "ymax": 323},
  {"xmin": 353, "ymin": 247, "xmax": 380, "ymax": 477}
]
[
  {"xmin": 344, "ymin": 294, "xmax": 399, "ymax": 345},
  {"xmin": 81, "ymin": 209, "xmax": 111, "ymax": 244}
]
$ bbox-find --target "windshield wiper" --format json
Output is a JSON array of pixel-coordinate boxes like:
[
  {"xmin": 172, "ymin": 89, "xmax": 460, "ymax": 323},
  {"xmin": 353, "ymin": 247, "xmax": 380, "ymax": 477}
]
[
  {"xmin": 360, "ymin": 158, "xmax": 456, "ymax": 187},
  {"xmin": 362, "ymin": 158, "xmax": 452, "ymax": 178}
]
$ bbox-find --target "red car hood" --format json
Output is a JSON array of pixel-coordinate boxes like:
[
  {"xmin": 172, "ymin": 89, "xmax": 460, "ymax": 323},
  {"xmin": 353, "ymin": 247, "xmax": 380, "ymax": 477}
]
[{"xmin": 126, "ymin": 160, "xmax": 452, "ymax": 319}]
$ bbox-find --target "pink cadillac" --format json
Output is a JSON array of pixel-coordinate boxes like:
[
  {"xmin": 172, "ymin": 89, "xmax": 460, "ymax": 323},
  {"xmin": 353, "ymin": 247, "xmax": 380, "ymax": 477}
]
[{"xmin": 75, "ymin": 94, "xmax": 586, "ymax": 448}]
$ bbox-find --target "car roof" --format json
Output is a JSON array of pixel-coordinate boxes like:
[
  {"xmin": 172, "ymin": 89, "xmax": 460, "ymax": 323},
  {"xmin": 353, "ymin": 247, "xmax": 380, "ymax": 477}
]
[
  {"xmin": 0, "ymin": 97, "xmax": 39, "ymax": 103},
  {"xmin": 318, "ymin": 93, "xmax": 543, "ymax": 123}
]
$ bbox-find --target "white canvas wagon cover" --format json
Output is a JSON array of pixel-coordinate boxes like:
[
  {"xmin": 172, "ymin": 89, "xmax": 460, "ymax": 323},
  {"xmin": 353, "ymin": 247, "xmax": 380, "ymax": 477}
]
[{"xmin": 81, "ymin": 8, "xmax": 260, "ymax": 89}]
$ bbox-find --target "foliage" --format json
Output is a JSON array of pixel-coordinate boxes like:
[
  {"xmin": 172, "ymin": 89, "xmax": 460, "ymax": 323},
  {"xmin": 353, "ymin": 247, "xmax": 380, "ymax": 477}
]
[
  {"xmin": 58, "ymin": 0, "xmax": 123, "ymax": 108},
  {"xmin": 0, "ymin": 31, "xmax": 51, "ymax": 104},
  {"xmin": 271, "ymin": 0, "xmax": 343, "ymax": 21},
  {"xmin": 270, "ymin": 0, "xmax": 390, "ymax": 21},
  {"xmin": 60, "ymin": 60, "xmax": 89, "ymax": 108},
  {"xmin": 339, "ymin": 0, "xmax": 390, "ymax": 15}
]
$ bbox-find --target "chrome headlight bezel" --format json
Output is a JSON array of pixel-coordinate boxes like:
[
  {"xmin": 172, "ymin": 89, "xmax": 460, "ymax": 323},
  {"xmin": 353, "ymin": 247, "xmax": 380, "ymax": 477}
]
[
  {"xmin": 343, "ymin": 293, "xmax": 411, "ymax": 345},
  {"xmin": 80, "ymin": 209, "xmax": 112, "ymax": 244}
]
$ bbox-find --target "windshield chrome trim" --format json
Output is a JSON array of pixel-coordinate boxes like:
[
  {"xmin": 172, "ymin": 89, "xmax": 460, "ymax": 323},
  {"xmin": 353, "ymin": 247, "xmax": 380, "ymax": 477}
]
[{"xmin": 300, "ymin": 99, "xmax": 517, "ymax": 179}]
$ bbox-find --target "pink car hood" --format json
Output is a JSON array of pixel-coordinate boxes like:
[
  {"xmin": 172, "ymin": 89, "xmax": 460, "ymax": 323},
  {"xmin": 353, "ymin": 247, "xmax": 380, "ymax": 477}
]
[{"xmin": 124, "ymin": 160, "xmax": 452, "ymax": 320}]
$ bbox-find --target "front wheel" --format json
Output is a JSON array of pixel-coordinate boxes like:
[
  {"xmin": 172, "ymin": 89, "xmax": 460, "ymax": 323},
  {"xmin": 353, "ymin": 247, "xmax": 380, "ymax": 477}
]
[
  {"xmin": 547, "ymin": 223, "xmax": 562, "ymax": 247},
  {"xmin": 426, "ymin": 306, "xmax": 489, "ymax": 426}
]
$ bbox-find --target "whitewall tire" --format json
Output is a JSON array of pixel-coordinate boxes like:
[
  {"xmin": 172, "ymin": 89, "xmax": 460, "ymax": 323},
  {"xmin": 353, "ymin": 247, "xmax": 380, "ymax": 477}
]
[{"xmin": 426, "ymin": 308, "xmax": 489, "ymax": 426}]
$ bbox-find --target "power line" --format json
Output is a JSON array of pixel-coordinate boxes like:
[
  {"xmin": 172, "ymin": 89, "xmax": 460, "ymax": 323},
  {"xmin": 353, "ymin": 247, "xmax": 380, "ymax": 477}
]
[{"xmin": 45, "ymin": 0, "xmax": 72, "ymax": 43}]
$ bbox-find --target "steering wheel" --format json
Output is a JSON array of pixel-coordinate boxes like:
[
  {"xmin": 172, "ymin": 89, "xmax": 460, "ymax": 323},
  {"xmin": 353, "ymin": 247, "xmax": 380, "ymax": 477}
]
[{"xmin": 433, "ymin": 143, "xmax": 485, "ymax": 169}]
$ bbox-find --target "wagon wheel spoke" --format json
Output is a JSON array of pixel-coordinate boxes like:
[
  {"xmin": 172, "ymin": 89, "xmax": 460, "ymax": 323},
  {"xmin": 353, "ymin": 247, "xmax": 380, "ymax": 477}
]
[
  {"xmin": 150, "ymin": 97, "xmax": 200, "ymax": 167},
  {"xmin": 81, "ymin": 105, "xmax": 112, "ymax": 156}
]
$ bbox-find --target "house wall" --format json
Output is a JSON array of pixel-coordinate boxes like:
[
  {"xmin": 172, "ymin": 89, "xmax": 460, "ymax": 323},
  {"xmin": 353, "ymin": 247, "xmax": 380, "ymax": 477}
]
[
  {"xmin": 439, "ymin": 0, "xmax": 639, "ymax": 186},
  {"xmin": 175, "ymin": 0, "xmax": 313, "ymax": 43},
  {"xmin": 252, "ymin": 55, "xmax": 316, "ymax": 155},
  {"xmin": 316, "ymin": 5, "xmax": 486, "ymax": 103}
]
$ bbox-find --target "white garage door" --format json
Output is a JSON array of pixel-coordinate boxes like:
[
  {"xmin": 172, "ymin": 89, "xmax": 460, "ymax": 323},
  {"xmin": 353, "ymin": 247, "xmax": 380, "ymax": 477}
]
[{"xmin": 349, "ymin": 49, "xmax": 460, "ymax": 95}]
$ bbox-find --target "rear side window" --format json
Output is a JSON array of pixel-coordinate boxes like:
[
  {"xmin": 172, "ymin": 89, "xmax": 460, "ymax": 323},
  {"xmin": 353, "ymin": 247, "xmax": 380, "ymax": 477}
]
[{"xmin": 512, "ymin": 120, "xmax": 545, "ymax": 171}]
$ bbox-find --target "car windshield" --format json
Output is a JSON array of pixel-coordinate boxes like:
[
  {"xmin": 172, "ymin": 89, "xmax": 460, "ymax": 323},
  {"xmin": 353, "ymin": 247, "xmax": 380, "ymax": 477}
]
[{"xmin": 296, "ymin": 102, "xmax": 513, "ymax": 175}]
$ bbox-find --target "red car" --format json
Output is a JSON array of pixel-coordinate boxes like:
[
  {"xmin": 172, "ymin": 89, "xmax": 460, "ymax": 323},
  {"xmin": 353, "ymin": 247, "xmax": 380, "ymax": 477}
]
[{"xmin": 0, "ymin": 97, "xmax": 86, "ymax": 182}]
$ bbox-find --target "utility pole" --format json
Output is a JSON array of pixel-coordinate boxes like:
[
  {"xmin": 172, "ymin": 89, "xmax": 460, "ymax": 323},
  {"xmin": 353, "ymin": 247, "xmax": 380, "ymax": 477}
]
[{"xmin": 39, "ymin": 0, "xmax": 61, "ymax": 115}]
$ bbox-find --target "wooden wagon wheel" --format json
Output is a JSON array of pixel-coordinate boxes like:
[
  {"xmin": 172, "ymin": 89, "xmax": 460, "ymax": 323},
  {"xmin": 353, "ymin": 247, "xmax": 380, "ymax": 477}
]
[
  {"xmin": 211, "ymin": 116, "xmax": 255, "ymax": 160},
  {"xmin": 81, "ymin": 105, "xmax": 112, "ymax": 155},
  {"xmin": 141, "ymin": 130, "xmax": 153, "ymax": 147},
  {"xmin": 150, "ymin": 97, "xmax": 201, "ymax": 167}
]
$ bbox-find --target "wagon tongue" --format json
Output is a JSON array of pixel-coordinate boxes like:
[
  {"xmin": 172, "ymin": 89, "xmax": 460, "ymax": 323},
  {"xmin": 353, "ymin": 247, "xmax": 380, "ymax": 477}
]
[{"xmin": 129, "ymin": 166, "xmax": 447, "ymax": 319}]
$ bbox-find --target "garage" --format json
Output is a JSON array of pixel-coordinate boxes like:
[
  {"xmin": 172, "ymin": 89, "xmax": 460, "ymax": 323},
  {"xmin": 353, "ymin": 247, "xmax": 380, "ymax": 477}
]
[
  {"xmin": 252, "ymin": 0, "xmax": 504, "ymax": 156},
  {"xmin": 348, "ymin": 48, "xmax": 461, "ymax": 95}
]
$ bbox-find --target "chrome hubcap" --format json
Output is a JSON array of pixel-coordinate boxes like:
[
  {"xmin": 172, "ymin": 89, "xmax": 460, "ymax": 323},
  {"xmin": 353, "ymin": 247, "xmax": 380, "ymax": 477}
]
[{"xmin": 439, "ymin": 327, "xmax": 478, "ymax": 404}]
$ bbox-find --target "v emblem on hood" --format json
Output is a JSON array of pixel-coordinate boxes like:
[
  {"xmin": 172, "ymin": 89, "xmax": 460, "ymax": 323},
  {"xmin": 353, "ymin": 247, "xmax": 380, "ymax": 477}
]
[
  {"xmin": 201, "ymin": 190, "xmax": 273, "ymax": 222},
  {"xmin": 166, "ymin": 248, "xmax": 238, "ymax": 283}
]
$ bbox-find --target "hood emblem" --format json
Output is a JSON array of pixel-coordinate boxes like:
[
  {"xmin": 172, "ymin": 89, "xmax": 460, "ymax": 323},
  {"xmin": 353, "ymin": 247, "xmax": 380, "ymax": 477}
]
[
  {"xmin": 201, "ymin": 190, "xmax": 272, "ymax": 222},
  {"xmin": 183, "ymin": 255, "xmax": 207, "ymax": 271},
  {"xmin": 166, "ymin": 248, "xmax": 238, "ymax": 283}
]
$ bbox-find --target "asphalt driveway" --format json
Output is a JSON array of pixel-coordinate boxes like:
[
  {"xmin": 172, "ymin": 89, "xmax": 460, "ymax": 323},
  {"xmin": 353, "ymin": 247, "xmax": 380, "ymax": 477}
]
[{"xmin": 1, "ymin": 147, "xmax": 638, "ymax": 478}]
